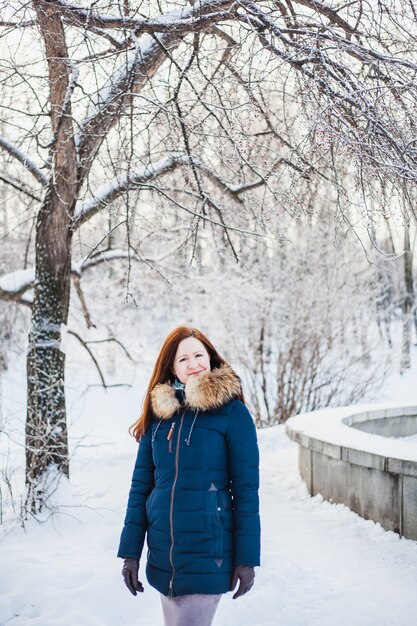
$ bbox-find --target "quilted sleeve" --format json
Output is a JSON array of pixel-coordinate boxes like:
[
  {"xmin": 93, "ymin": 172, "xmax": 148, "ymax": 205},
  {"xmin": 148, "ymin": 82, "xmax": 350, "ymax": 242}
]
[
  {"xmin": 225, "ymin": 400, "xmax": 261, "ymax": 567},
  {"xmin": 117, "ymin": 425, "xmax": 155, "ymax": 559}
]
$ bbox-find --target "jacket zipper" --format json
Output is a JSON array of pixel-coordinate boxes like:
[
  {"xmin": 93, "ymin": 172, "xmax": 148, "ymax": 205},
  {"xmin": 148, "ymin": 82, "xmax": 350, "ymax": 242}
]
[
  {"xmin": 167, "ymin": 421, "xmax": 175, "ymax": 453},
  {"xmin": 168, "ymin": 410, "xmax": 185, "ymax": 596}
]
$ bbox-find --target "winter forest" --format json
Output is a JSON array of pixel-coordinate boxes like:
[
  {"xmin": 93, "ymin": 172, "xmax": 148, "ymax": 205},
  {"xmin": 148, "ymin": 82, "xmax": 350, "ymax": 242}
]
[{"xmin": 1, "ymin": 1, "xmax": 417, "ymax": 625}]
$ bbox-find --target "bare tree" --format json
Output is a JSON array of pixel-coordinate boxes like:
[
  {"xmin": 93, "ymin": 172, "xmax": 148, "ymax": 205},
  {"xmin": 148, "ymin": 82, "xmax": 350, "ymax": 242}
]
[{"xmin": 0, "ymin": 0, "xmax": 416, "ymax": 514}]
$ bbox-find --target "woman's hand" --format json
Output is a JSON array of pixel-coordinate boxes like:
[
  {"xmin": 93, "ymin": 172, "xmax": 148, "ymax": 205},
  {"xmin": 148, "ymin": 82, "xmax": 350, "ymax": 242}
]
[
  {"xmin": 122, "ymin": 558, "xmax": 144, "ymax": 596},
  {"xmin": 230, "ymin": 564, "xmax": 255, "ymax": 599}
]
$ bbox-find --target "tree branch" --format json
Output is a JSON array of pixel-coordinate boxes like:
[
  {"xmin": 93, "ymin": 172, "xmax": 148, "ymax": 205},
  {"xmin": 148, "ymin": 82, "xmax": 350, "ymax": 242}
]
[
  {"xmin": 0, "ymin": 135, "xmax": 48, "ymax": 186},
  {"xmin": 72, "ymin": 154, "xmax": 190, "ymax": 229},
  {"xmin": 35, "ymin": 0, "xmax": 233, "ymax": 34},
  {"xmin": 66, "ymin": 329, "xmax": 107, "ymax": 387},
  {"xmin": 0, "ymin": 174, "xmax": 42, "ymax": 202},
  {"xmin": 0, "ymin": 253, "xmax": 135, "ymax": 304},
  {"xmin": 72, "ymin": 151, "xmax": 284, "ymax": 231},
  {"xmin": 292, "ymin": 0, "xmax": 359, "ymax": 35},
  {"xmin": 75, "ymin": 0, "xmax": 235, "ymax": 178},
  {"xmin": 0, "ymin": 268, "xmax": 35, "ymax": 302}
]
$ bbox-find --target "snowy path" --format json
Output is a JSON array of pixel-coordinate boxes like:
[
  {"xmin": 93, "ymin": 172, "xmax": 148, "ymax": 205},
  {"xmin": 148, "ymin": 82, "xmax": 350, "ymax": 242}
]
[
  {"xmin": 255, "ymin": 427, "xmax": 417, "ymax": 626},
  {"xmin": 1, "ymin": 381, "xmax": 417, "ymax": 625}
]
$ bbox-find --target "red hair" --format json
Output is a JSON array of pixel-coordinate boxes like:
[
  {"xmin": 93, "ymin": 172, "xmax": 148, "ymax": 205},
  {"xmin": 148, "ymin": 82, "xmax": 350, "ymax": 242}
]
[{"xmin": 129, "ymin": 325, "xmax": 244, "ymax": 441}]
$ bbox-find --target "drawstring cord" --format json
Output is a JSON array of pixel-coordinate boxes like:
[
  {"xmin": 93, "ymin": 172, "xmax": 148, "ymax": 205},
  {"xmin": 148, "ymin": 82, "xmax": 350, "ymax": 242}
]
[
  {"xmin": 151, "ymin": 418, "xmax": 163, "ymax": 443},
  {"xmin": 185, "ymin": 409, "xmax": 199, "ymax": 446},
  {"xmin": 152, "ymin": 409, "xmax": 199, "ymax": 446}
]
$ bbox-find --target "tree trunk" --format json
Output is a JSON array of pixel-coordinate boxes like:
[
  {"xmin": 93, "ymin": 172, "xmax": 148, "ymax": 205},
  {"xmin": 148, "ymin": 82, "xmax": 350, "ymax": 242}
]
[
  {"xmin": 400, "ymin": 219, "xmax": 414, "ymax": 373},
  {"xmin": 25, "ymin": 194, "xmax": 73, "ymax": 513},
  {"xmin": 24, "ymin": 0, "xmax": 185, "ymax": 514},
  {"xmin": 25, "ymin": 1, "xmax": 78, "ymax": 514}
]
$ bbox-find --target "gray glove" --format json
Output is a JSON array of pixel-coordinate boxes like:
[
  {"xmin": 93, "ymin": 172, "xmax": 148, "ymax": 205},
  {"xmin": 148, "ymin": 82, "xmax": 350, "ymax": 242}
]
[
  {"xmin": 230, "ymin": 564, "xmax": 255, "ymax": 599},
  {"xmin": 122, "ymin": 558, "xmax": 144, "ymax": 596}
]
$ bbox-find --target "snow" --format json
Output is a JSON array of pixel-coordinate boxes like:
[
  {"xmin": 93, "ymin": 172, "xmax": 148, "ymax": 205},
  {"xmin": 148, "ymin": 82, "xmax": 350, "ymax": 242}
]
[
  {"xmin": 401, "ymin": 432, "xmax": 417, "ymax": 443},
  {"xmin": 0, "ymin": 268, "xmax": 35, "ymax": 294},
  {"xmin": 73, "ymin": 155, "xmax": 188, "ymax": 223},
  {"xmin": 76, "ymin": 0, "xmax": 232, "ymax": 153},
  {"xmin": 1, "ymin": 350, "xmax": 417, "ymax": 625},
  {"xmin": 78, "ymin": 1, "xmax": 219, "ymax": 128},
  {"xmin": 0, "ymin": 135, "xmax": 47, "ymax": 186},
  {"xmin": 0, "ymin": 258, "xmax": 121, "ymax": 294},
  {"xmin": 286, "ymin": 403, "xmax": 417, "ymax": 462}
]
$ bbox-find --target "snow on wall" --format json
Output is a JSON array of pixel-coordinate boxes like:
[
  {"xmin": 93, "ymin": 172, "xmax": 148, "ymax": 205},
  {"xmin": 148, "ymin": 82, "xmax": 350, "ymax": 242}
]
[{"xmin": 286, "ymin": 403, "xmax": 417, "ymax": 463}]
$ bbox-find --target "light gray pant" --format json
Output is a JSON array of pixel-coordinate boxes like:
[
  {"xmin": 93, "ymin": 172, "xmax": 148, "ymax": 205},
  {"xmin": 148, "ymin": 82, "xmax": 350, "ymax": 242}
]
[{"xmin": 160, "ymin": 593, "xmax": 222, "ymax": 626}]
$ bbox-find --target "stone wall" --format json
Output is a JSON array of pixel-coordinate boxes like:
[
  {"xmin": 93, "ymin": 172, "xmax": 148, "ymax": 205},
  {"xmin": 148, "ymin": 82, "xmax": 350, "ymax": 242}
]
[{"xmin": 286, "ymin": 405, "xmax": 417, "ymax": 541}]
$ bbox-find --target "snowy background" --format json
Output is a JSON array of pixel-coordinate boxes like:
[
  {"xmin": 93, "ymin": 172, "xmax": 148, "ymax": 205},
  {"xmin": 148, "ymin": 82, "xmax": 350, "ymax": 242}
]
[
  {"xmin": 1, "ymin": 2, "xmax": 416, "ymax": 623},
  {"xmin": 1, "ymin": 341, "xmax": 416, "ymax": 626}
]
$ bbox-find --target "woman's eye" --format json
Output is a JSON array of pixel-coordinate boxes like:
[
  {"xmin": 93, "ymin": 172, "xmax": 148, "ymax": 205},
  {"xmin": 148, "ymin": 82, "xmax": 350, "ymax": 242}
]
[{"xmin": 179, "ymin": 354, "xmax": 203, "ymax": 362}]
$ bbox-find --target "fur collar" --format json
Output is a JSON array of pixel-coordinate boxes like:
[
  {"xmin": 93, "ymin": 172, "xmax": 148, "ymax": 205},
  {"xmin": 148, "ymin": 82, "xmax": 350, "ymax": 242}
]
[{"xmin": 150, "ymin": 363, "xmax": 241, "ymax": 419}]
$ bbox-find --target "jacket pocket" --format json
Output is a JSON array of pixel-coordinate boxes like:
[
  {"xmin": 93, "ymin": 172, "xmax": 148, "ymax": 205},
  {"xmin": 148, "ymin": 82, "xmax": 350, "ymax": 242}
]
[{"xmin": 209, "ymin": 490, "xmax": 224, "ymax": 561}]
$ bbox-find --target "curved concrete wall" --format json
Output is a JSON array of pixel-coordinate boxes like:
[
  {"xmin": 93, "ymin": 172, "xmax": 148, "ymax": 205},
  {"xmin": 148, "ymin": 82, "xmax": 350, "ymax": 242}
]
[
  {"xmin": 347, "ymin": 413, "xmax": 417, "ymax": 437},
  {"xmin": 285, "ymin": 405, "xmax": 417, "ymax": 541}
]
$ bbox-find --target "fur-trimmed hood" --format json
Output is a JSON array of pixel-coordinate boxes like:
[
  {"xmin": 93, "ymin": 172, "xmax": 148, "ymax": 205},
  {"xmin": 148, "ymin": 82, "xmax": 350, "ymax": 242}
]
[{"xmin": 150, "ymin": 363, "xmax": 242, "ymax": 420}]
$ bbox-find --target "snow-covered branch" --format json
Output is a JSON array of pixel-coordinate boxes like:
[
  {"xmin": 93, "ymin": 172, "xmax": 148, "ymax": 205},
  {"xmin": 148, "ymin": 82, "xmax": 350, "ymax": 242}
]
[
  {"xmin": 0, "ymin": 268, "xmax": 36, "ymax": 302},
  {"xmin": 293, "ymin": 0, "xmax": 358, "ymax": 34},
  {"xmin": 75, "ymin": 250, "xmax": 132, "ymax": 273},
  {"xmin": 0, "ymin": 173, "xmax": 42, "ymax": 202},
  {"xmin": 239, "ymin": 0, "xmax": 417, "ymax": 73},
  {"xmin": 0, "ymin": 253, "xmax": 134, "ymax": 304},
  {"xmin": 0, "ymin": 135, "xmax": 48, "ymax": 186},
  {"xmin": 36, "ymin": 0, "xmax": 233, "ymax": 34},
  {"xmin": 72, "ymin": 152, "xmax": 279, "ymax": 230},
  {"xmin": 72, "ymin": 154, "xmax": 191, "ymax": 228},
  {"xmin": 76, "ymin": 0, "xmax": 234, "ymax": 177}
]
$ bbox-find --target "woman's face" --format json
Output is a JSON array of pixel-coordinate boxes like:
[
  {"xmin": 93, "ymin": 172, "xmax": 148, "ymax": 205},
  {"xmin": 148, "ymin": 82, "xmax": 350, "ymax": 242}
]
[{"xmin": 173, "ymin": 336, "xmax": 211, "ymax": 384}]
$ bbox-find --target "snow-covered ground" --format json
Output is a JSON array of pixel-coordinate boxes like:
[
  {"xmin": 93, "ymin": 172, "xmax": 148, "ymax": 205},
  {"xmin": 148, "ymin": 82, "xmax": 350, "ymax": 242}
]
[{"xmin": 1, "ymin": 349, "xmax": 417, "ymax": 626}]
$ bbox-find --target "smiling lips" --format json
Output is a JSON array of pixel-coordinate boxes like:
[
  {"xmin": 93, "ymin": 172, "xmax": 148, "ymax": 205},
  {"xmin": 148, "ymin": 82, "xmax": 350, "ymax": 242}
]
[{"xmin": 189, "ymin": 370, "xmax": 204, "ymax": 375}]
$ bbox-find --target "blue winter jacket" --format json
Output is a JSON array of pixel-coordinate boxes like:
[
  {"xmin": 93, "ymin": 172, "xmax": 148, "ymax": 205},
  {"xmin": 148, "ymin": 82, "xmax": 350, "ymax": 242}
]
[{"xmin": 117, "ymin": 363, "xmax": 261, "ymax": 597}]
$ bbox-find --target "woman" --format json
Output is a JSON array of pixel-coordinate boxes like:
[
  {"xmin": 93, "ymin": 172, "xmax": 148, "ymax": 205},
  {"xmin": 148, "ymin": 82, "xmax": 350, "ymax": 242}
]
[{"xmin": 117, "ymin": 325, "xmax": 261, "ymax": 626}]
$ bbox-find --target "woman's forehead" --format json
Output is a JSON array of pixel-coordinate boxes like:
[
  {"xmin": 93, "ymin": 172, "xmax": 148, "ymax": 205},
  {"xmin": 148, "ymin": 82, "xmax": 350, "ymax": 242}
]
[{"xmin": 175, "ymin": 336, "xmax": 207, "ymax": 356}]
